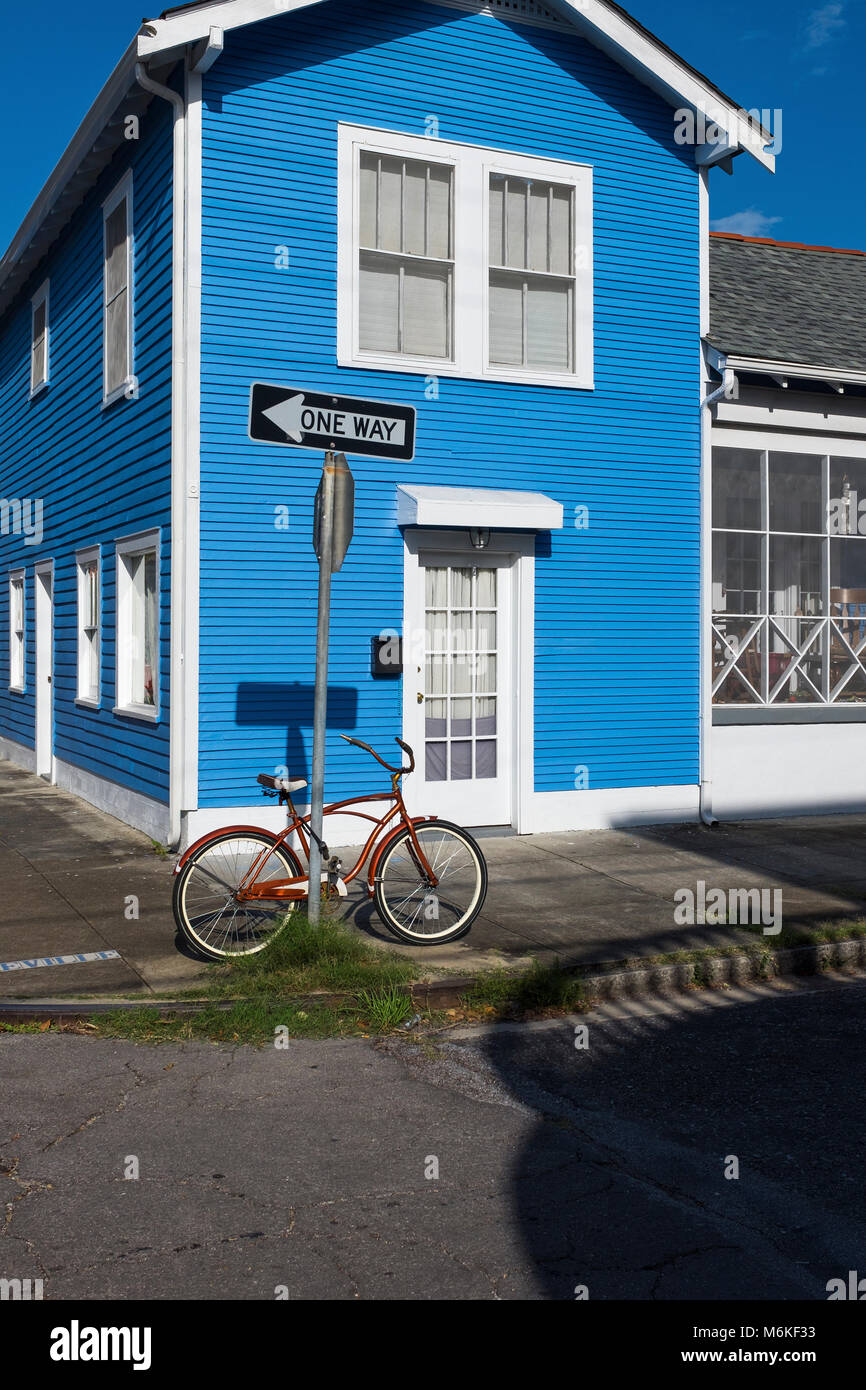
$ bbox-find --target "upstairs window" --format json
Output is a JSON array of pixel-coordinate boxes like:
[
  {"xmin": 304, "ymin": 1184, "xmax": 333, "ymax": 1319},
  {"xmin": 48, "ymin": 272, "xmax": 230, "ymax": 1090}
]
[
  {"xmin": 102, "ymin": 174, "xmax": 133, "ymax": 404},
  {"xmin": 359, "ymin": 153, "xmax": 454, "ymax": 360},
  {"xmin": 76, "ymin": 549, "xmax": 100, "ymax": 705},
  {"xmin": 30, "ymin": 280, "xmax": 50, "ymax": 396},
  {"xmin": 115, "ymin": 532, "xmax": 159, "ymax": 717},
  {"xmin": 9, "ymin": 571, "xmax": 25, "ymax": 691},
  {"xmin": 339, "ymin": 125, "xmax": 593, "ymax": 390}
]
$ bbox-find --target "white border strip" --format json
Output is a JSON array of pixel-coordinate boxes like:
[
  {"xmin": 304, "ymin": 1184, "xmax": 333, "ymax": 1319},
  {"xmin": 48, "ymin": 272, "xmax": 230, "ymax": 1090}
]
[{"xmin": 0, "ymin": 950, "xmax": 120, "ymax": 973}]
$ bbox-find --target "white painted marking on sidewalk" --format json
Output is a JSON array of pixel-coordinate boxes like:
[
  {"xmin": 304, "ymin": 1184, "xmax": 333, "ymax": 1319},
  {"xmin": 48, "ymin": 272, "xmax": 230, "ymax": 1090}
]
[{"xmin": 0, "ymin": 950, "xmax": 121, "ymax": 973}]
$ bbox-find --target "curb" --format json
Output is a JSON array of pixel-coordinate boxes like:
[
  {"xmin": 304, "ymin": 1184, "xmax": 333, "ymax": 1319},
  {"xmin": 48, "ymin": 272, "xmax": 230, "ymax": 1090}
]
[{"xmin": 2, "ymin": 937, "xmax": 866, "ymax": 1025}]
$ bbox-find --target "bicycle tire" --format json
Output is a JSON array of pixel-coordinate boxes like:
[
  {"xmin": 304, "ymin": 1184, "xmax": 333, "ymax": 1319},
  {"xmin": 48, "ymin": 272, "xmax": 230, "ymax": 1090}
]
[
  {"xmin": 173, "ymin": 831, "xmax": 303, "ymax": 961},
  {"xmin": 374, "ymin": 820, "xmax": 487, "ymax": 945}
]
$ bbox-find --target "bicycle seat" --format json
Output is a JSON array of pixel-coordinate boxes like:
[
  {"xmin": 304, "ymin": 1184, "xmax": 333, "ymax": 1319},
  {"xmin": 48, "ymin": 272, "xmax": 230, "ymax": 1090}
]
[{"xmin": 257, "ymin": 773, "xmax": 307, "ymax": 792}]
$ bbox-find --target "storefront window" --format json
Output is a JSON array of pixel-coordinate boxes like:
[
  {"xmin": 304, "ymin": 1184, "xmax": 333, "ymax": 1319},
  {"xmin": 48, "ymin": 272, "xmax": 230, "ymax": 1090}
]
[{"xmin": 712, "ymin": 449, "xmax": 866, "ymax": 706}]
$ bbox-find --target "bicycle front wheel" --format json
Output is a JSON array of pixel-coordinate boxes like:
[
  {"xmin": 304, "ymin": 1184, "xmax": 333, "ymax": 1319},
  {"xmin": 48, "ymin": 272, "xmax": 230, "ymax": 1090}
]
[
  {"xmin": 374, "ymin": 821, "xmax": 487, "ymax": 944},
  {"xmin": 173, "ymin": 832, "xmax": 303, "ymax": 961}
]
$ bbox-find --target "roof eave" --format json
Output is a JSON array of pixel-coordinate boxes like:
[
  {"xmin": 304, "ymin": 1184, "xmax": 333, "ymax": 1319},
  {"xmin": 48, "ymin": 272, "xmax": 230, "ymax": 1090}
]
[{"xmin": 707, "ymin": 346, "xmax": 866, "ymax": 389}]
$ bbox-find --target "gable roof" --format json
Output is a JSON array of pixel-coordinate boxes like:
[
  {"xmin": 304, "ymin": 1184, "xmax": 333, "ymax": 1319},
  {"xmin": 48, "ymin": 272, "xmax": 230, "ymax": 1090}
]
[
  {"xmin": 0, "ymin": 0, "xmax": 774, "ymax": 316},
  {"xmin": 708, "ymin": 233, "xmax": 866, "ymax": 378}
]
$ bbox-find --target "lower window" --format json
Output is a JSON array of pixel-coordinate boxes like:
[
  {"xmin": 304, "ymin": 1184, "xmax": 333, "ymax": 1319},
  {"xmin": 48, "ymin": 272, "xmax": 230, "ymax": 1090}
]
[{"xmin": 115, "ymin": 533, "xmax": 158, "ymax": 715}]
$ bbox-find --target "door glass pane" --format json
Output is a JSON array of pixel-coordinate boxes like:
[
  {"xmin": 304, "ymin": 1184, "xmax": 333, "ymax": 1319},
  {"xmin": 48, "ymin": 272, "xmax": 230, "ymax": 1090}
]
[
  {"xmin": 425, "ymin": 567, "xmax": 447, "ymax": 608},
  {"xmin": 450, "ymin": 568, "xmax": 472, "ymax": 607},
  {"xmin": 451, "ymin": 742, "xmax": 472, "ymax": 780},
  {"xmin": 476, "ymin": 568, "xmax": 496, "ymax": 608},
  {"xmin": 422, "ymin": 565, "xmax": 502, "ymax": 785},
  {"xmin": 475, "ymin": 741, "xmax": 497, "ymax": 779},
  {"xmin": 451, "ymin": 697, "xmax": 472, "ymax": 737},
  {"xmin": 426, "ymin": 743, "xmax": 447, "ymax": 782}
]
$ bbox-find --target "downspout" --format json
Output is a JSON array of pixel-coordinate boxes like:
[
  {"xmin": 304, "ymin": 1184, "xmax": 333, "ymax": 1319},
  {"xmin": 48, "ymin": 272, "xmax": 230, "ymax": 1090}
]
[
  {"xmin": 699, "ymin": 358, "xmax": 736, "ymax": 828},
  {"xmin": 135, "ymin": 62, "xmax": 187, "ymax": 849}
]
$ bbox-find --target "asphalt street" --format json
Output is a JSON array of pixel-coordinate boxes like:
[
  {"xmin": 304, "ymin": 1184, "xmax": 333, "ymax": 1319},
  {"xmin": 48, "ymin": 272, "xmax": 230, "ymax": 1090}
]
[{"xmin": 2, "ymin": 970, "xmax": 865, "ymax": 1300}]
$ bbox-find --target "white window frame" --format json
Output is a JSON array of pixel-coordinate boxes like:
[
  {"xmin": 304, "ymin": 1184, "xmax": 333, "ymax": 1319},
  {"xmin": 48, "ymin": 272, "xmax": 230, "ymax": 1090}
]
[
  {"xmin": 30, "ymin": 279, "xmax": 50, "ymax": 398},
  {"xmin": 102, "ymin": 171, "xmax": 134, "ymax": 408},
  {"xmin": 9, "ymin": 570, "xmax": 25, "ymax": 692},
  {"xmin": 338, "ymin": 124, "xmax": 594, "ymax": 390},
  {"xmin": 114, "ymin": 530, "xmax": 160, "ymax": 720},
  {"xmin": 76, "ymin": 547, "xmax": 101, "ymax": 707}
]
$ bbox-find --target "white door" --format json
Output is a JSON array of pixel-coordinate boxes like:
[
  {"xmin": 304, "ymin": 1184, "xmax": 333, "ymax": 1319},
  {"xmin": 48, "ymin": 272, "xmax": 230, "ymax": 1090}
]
[
  {"xmin": 404, "ymin": 548, "xmax": 514, "ymax": 826},
  {"xmin": 35, "ymin": 564, "xmax": 54, "ymax": 780}
]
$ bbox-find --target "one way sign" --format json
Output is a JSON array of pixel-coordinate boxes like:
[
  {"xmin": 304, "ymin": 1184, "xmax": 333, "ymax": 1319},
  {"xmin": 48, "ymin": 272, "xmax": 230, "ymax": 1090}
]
[{"xmin": 249, "ymin": 383, "xmax": 416, "ymax": 461}]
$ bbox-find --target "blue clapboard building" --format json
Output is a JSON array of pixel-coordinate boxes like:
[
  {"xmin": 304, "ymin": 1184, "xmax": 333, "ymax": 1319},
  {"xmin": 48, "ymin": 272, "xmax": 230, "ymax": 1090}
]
[{"xmin": 0, "ymin": 0, "xmax": 796, "ymax": 845}]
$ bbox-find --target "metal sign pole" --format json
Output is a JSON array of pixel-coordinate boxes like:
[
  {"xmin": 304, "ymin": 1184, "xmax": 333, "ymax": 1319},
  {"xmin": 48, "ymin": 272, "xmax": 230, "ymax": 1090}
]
[{"xmin": 308, "ymin": 452, "xmax": 336, "ymax": 925}]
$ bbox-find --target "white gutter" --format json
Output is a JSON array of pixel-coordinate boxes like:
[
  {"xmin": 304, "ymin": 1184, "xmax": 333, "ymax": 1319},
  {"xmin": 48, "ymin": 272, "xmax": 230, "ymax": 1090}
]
[
  {"xmin": 698, "ymin": 170, "xmax": 719, "ymax": 829},
  {"xmin": 135, "ymin": 62, "xmax": 188, "ymax": 850}
]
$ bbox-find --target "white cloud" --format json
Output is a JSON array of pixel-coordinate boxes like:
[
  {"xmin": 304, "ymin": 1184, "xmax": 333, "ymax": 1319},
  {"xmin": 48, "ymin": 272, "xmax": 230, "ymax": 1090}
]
[
  {"xmin": 803, "ymin": 2, "xmax": 846, "ymax": 50},
  {"xmin": 711, "ymin": 209, "xmax": 784, "ymax": 238}
]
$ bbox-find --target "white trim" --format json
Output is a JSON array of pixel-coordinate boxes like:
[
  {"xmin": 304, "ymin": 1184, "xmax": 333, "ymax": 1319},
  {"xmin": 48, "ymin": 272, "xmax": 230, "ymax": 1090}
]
[
  {"xmin": 719, "ymin": 354, "xmax": 866, "ymax": 388},
  {"xmin": 401, "ymin": 527, "xmax": 535, "ymax": 830},
  {"xmin": 53, "ymin": 758, "xmax": 171, "ymax": 842},
  {"xmin": 8, "ymin": 568, "xmax": 25, "ymax": 693},
  {"xmin": 712, "ymin": 425, "xmax": 866, "ymax": 457},
  {"xmin": 698, "ymin": 167, "xmax": 713, "ymax": 821},
  {"xmin": 714, "ymin": 394, "xmax": 866, "ymax": 439},
  {"xmin": 75, "ymin": 546, "xmax": 101, "ymax": 706},
  {"xmin": 29, "ymin": 278, "xmax": 50, "ymax": 398},
  {"xmin": 338, "ymin": 123, "xmax": 594, "ymax": 390},
  {"xmin": 0, "ymin": 734, "xmax": 37, "ymax": 773},
  {"xmin": 182, "ymin": 64, "xmax": 202, "ymax": 820},
  {"xmin": 101, "ymin": 169, "xmax": 135, "ymax": 406},
  {"xmin": 521, "ymin": 783, "xmax": 700, "ymax": 833},
  {"xmin": 396, "ymin": 484, "xmax": 563, "ymax": 529},
  {"xmin": 34, "ymin": 560, "xmax": 54, "ymax": 780},
  {"xmin": 115, "ymin": 528, "xmax": 161, "ymax": 718},
  {"xmin": 136, "ymin": 0, "xmax": 772, "ymax": 170},
  {"xmin": 425, "ymin": 0, "xmax": 566, "ymax": 31}
]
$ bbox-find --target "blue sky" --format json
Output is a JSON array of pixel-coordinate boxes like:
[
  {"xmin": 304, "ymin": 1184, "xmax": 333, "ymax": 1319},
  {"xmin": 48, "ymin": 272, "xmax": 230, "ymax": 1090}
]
[{"xmin": 0, "ymin": 0, "xmax": 862, "ymax": 255}]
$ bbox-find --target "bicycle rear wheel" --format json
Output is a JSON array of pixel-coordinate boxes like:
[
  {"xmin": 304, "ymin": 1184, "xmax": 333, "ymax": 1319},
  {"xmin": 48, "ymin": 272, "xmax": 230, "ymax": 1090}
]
[
  {"xmin": 173, "ymin": 832, "xmax": 303, "ymax": 961},
  {"xmin": 374, "ymin": 821, "xmax": 487, "ymax": 944}
]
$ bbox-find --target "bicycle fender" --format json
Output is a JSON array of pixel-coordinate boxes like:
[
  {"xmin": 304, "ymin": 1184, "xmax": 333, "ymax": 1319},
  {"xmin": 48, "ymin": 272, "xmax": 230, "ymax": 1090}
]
[
  {"xmin": 367, "ymin": 816, "xmax": 440, "ymax": 890},
  {"xmin": 173, "ymin": 825, "xmax": 284, "ymax": 875}
]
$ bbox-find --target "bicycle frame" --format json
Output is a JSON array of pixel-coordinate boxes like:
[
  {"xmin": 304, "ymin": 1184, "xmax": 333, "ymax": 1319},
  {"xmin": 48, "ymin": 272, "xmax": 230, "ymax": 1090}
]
[{"xmin": 177, "ymin": 766, "xmax": 440, "ymax": 905}]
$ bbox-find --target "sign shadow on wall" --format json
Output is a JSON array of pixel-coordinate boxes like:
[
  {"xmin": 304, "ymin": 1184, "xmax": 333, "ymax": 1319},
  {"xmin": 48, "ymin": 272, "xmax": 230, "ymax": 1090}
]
[{"xmin": 235, "ymin": 683, "xmax": 359, "ymax": 784}]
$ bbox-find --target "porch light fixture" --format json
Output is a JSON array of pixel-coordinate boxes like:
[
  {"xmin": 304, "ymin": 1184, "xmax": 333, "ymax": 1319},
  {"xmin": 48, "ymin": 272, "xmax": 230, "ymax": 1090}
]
[{"xmin": 469, "ymin": 527, "xmax": 490, "ymax": 550}]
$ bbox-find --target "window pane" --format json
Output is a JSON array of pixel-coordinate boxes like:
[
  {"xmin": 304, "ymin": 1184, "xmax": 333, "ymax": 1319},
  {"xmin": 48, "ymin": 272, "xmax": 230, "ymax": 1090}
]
[
  {"xmin": 831, "ymin": 539, "xmax": 866, "ymax": 592},
  {"xmin": 712, "ymin": 532, "xmax": 761, "ymax": 614},
  {"xmin": 505, "ymin": 178, "xmax": 526, "ymax": 268},
  {"xmin": 403, "ymin": 160, "xmax": 427, "ymax": 256},
  {"xmin": 526, "ymin": 280, "xmax": 571, "ymax": 370},
  {"xmin": 359, "ymin": 153, "xmax": 378, "ymax": 248},
  {"xmin": 106, "ymin": 290, "xmax": 129, "ymax": 394},
  {"xmin": 769, "ymin": 535, "xmax": 823, "ymax": 615},
  {"xmin": 527, "ymin": 182, "xmax": 549, "ymax": 272},
  {"xmin": 402, "ymin": 262, "xmax": 450, "ymax": 358},
  {"xmin": 768, "ymin": 453, "xmax": 822, "ymax": 534},
  {"xmin": 378, "ymin": 156, "xmax": 402, "ymax": 253},
  {"xmin": 713, "ymin": 448, "xmax": 761, "ymax": 531},
  {"xmin": 105, "ymin": 202, "xmax": 128, "ymax": 299},
  {"xmin": 427, "ymin": 164, "xmax": 452, "ymax": 259},
  {"xmin": 829, "ymin": 458, "xmax": 866, "ymax": 537},
  {"xmin": 549, "ymin": 186, "xmax": 572, "ymax": 275},
  {"xmin": 489, "ymin": 175, "xmax": 504, "ymax": 265},
  {"xmin": 33, "ymin": 300, "xmax": 46, "ymax": 342},
  {"xmin": 359, "ymin": 252, "xmax": 399, "ymax": 353},
  {"xmin": 143, "ymin": 552, "xmax": 157, "ymax": 707},
  {"xmin": 489, "ymin": 272, "xmax": 523, "ymax": 364}
]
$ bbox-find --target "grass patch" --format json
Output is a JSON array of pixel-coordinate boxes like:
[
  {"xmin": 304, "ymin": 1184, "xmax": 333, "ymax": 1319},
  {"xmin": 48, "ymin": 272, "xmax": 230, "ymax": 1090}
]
[
  {"xmin": 183, "ymin": 910, "xmax": 420, "ymax": 1000},
  {"xmin": 463, "ymin": 960, "xmax": 586, "ymax": 1016},
  {"xmin": 737, "ymin": 916, "xmax": 866, "ymax": 951}
]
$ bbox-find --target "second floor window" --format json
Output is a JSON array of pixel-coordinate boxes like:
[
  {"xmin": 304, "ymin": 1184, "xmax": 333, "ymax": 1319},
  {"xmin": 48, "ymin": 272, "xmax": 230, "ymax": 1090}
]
[
  {"xmin": 339, "ymin": 125, "xmax": 593, "ymax": 390},
  {"xmin": 103, "ymin": 174, "xmax": 133, "ymax": 404},
  {"xmin": 30, "ymin": 280, "xmax": 49, "ymax": 395}
]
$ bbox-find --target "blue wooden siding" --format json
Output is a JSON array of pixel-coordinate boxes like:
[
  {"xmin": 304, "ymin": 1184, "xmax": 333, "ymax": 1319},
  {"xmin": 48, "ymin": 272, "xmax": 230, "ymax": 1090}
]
[
  {"xmin": 199, "ymin": 0, "xmax": 701, "ymax": 807},
  {"xmin": 0, "ymin": 97, "xmax": 174, "ymax": 803}
]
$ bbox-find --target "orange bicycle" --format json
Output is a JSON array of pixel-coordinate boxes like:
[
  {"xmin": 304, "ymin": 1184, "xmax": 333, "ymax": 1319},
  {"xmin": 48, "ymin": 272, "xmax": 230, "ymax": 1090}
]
[{"xmin": 172, "ymin": 735, "xmax": 488, "ymax": 959}]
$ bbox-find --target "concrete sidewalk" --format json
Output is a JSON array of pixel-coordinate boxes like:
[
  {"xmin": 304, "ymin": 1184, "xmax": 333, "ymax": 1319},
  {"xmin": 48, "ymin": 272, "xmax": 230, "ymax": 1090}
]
[{"xmin": 2, "ymin": 759, "xmax": 866, "ymax": 999}]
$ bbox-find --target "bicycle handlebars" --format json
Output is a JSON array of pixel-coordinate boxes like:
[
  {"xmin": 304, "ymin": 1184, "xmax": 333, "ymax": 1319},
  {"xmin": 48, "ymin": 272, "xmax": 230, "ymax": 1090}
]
[{"xmin": 340, "ymin": 734, "xmax": 415, "ymax": 775}]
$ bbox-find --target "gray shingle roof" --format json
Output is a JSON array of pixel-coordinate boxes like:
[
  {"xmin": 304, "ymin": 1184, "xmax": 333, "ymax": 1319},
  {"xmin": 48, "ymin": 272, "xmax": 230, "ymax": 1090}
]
[{"xmin": 708, "ymin": 233, "xmax": 866, "ymax": 374}]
